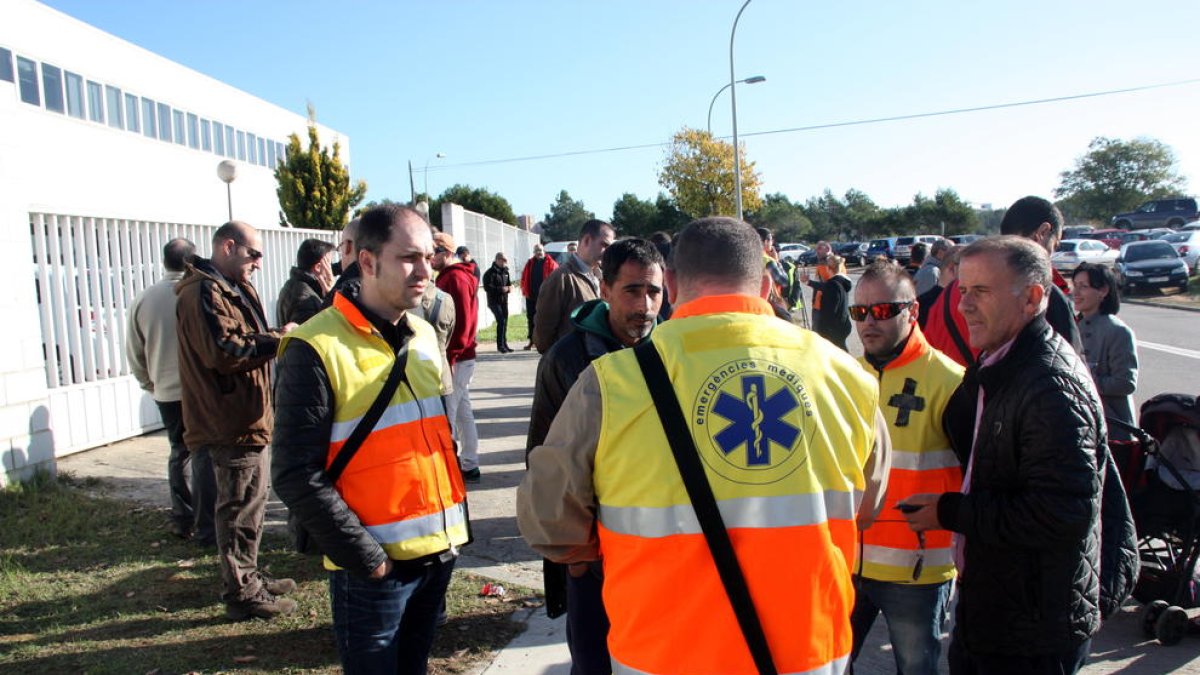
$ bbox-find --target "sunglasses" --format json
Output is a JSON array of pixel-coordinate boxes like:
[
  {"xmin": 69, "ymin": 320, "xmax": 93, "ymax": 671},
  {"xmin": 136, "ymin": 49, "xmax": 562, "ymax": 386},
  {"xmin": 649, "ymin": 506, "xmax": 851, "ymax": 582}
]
[
  {"xmin": 434, "ymin": 246, "xmax": 451, "ymax": 255},
  {"xmin": 237, "ymin": 243, "xmax": 264, "ymax": 261},
  {"xmin": 848, "ymin": 301, "xmax": 913, "ymax": 322}
]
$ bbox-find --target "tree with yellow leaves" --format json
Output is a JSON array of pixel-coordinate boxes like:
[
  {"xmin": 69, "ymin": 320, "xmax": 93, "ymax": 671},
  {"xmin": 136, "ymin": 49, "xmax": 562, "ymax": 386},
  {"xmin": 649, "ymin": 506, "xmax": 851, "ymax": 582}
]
[
  {"xmin": 274, "ymin": 106, "xmax": 366, "ymax": 230},
  {"xmin": 658, "ymin": 127, "xmax": 762, "ymax": 218}
]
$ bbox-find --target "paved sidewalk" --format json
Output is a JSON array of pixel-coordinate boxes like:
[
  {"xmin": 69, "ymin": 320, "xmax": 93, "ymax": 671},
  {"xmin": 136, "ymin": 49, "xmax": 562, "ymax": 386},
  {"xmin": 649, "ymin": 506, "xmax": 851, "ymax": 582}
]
[{"xmin": 58, "ymin": 344, "xmax": 1199, "ymax": 674}]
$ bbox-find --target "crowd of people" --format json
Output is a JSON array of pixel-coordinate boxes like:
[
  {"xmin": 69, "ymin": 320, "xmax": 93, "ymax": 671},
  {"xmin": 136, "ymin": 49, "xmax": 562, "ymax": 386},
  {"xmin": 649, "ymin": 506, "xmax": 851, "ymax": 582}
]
[{"xmin": 125, "ymin": 193, "xmax": 1149, "ymax": 674}]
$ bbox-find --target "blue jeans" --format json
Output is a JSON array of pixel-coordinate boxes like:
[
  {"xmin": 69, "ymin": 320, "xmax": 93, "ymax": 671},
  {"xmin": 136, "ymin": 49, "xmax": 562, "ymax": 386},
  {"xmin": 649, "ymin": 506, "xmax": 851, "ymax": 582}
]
[
  {"xmin": 850, "ymin": 576, "xmax": 951, "ymax": 675},
  {"xmin": 330, "ymin": 556, "xmax": 455, "ymax": 675}
]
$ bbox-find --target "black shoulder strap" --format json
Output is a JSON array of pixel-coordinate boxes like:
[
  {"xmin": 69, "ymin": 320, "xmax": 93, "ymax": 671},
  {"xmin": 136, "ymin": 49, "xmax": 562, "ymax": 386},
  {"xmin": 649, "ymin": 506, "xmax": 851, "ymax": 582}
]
[
  {"xmin": 326, "ymin": 343, "xmax": 409, "ymax": 483},
  {"xmin": 942, "ymin": 280, "xmax": 973, "ymax": 365},
  {"xmin": 633, "ymin": 340, "xmax": 779, "ymax": 675}
]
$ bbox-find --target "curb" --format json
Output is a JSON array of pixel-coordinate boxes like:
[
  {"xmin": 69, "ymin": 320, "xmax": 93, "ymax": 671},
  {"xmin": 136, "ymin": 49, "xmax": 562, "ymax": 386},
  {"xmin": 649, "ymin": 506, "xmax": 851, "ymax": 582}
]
[{"xmin": 1122, "ymin": 297, "xmax": 1200, "ymax": 314}]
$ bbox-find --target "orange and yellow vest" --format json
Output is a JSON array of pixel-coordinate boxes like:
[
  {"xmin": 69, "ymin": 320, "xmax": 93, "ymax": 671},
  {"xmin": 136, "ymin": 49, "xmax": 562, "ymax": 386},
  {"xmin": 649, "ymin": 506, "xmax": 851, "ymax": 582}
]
[
  {"xmin": 282, "ymin": 294, "xmax": 469, "ymax": 569},
  {"xmin": 856, "ymin": 326, "xmax": 964, "ymax": 584},
  {"xmin": 592, "ymin": 294, "xmax": 878, "ymax": 675}
]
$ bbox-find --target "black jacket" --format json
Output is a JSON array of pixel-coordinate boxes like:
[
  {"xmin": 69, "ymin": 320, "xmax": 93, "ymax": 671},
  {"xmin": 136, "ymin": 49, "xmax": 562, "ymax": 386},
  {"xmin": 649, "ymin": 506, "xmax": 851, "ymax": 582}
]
[
  {"xmin": 324, "ymin": 260, "xmax": 361, "ymax": 308},
  {"xmin": 482, "ymin": 264, "xmax": 512, "ymax": 306},
  {"xmin": 813, "ymin": 275, "xmax": 851, "ymax": 350},
  {"xmin": 277, "ymin": 267, "xmax": 324, "ymax": 326},
  {"xmin": 939, "ymin": 316, "xmax": 1104, "ymax": 656}
]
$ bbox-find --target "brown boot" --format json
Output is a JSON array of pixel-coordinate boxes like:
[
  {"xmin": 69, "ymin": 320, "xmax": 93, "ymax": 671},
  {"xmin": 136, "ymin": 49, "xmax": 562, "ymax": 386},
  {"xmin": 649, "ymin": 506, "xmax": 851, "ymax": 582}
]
[{"xmin": 225, "ymin": 589, "xmax": 298, "ymax": 621}]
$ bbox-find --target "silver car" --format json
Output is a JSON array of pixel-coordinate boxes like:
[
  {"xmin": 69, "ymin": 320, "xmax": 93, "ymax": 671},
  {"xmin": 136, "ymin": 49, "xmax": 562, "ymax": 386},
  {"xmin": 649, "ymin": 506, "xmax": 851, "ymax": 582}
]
[
  {"xmin": 1159, "ymin": 230, "xmax": 1200, "ymax": 273},
  {"xmin": 1051, "ymin": 238, "xmax": 1118, "ymax": 273}
]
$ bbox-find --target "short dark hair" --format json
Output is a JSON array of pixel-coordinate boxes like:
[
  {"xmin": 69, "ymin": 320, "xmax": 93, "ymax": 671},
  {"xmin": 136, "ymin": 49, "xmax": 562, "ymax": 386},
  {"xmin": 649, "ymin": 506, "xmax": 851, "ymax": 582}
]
[
  {"xmin": 600, "ymin": 238, "xmax": 664, "ymax": 286},
  {"xmin": 579, "ymin": 219, "xmax": 614, "ymax": 241},
  {"xmin": 910, "ymin": 243, "xmax": 927, "ymax": 264},
  {"xmin": 649, "ymin": 231, "xmax": 672, "ymax": 267},
  {"xmin": 296, "ymin": 238, "xmax": 334, "ymax": 269},
  {"xmin": 859, "ymin": 260, "xmax": 917, "ymax": 301},
  {"xmin": 670, "ymin": 218, "xmax": 762, "ymax": 288},
  {"xmin": 931, "ymin": 238, "xmax": 952, "ymax": 257},
  {"xmin": 356, "ymin": 204, "xmax": 427, "ymax": 255},
  {"xmin": 755, "ymin": 227, "xmax": 772, "ymax": 242},
  {"xmin": 212, "ymin": 221, "xmax": 244, "ymax": 248},
  {"xmin": 1073, "ymin": 262, "xmax": 1121, "ymax": 315},
  {"xmin": 455, "ymin": 246, "xmax": 471, "ymax": 258},
  {"xmin": 1000, "ymin": 196, "xmax": 1063, "ymax": 239},
  {"xmin": 163, "ymin": 238, "xmax": 195, "ymax": 272}
]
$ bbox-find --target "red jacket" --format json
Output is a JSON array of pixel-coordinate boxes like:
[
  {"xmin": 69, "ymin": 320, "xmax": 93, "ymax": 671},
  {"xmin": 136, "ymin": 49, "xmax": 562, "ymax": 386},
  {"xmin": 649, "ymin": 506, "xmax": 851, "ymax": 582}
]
[
  {"xmin": 923, "ymin": 279, "xmax": 977, "ymax": 367},
  {"xmin": 435, "ymin": 262, "xmax": 479, "ymax": 365},
  {"xmin": 520, "ymin": 255, "xmax": 558, "ymax": 298}
]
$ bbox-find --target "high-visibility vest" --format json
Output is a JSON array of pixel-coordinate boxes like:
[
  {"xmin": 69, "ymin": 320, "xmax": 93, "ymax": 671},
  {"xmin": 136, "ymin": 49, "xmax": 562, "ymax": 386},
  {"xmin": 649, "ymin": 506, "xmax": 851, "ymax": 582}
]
[
  {"xmin": 857, "ymin": 326, "xmax": 964, "ymax": 584},
  {"xmin": 592, "ymin": 294, "xmax": 878, "ymax": 675},
  {"xmin": 282, "ymin": 293, "xmax": 469, "ymax": 568}
]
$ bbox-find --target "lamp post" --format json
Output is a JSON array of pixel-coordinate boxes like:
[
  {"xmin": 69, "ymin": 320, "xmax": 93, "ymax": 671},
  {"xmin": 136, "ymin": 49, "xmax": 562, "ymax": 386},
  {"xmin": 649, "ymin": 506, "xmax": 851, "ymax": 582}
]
[
  {"xmin": 707, "ymin": 75, "xmax": 765, "ymax": 136},
  {"xmin": 424, "ymin": 152, "xmax": 446, "ymax": 199},
  {"xmin": 217, "ymin": 160, "xmax": 238, "ymax": 221},
  {"xmin": 730, "ymin": 0, "xmax": 752, "ymax": 221}
]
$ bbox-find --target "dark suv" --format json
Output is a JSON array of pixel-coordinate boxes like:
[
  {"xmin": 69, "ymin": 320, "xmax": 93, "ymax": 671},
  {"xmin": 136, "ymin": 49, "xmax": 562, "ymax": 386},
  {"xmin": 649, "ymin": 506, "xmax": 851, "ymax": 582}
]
[{"xmin": 1111, "ymin": 197, "xmax": 1199, "ymax": 231}]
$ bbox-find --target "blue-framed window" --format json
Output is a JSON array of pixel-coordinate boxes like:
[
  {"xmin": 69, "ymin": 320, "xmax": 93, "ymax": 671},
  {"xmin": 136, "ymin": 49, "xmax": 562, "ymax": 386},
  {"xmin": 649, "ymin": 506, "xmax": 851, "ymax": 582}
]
[
  {"xmin": 87, "ymin": 80, "xmax": 104, "ymax": 123},
  {"xmin": 267, "ymin": 139, "xmax": 277, "ymax": 167},
  {"xmin": 172, "ymin": 109, "xmax": 185, "ymax": 144},
  {"xmin": 16, "ymin": 56, "xmax": 39, "ymax": 105},
  {"xmin": 65, "ymin": 71, "xmax": 84, "ymax": 119},
  {"xmin": 0, "ymin": 47, "xmax": 13, "ymax": 83},
  {"xmin": 236, "ymin": 130, "xmax": 246, "ymax": 161},
  {"xmin": 256, "ymin": 136, "xmax": 266, "ymax": 166},
  {"xmin": 246, "ymin": 132, "xmax": 257, "ymax": 164},
  {"xmin": 156, "ymin": 102, "xmax": 171, "ymax": 141},
  {"xmin": 200, "ymin": 118, "xmax": 212, "ymax": 151},
  {"xmin": 125, "ymin": 93, "xmax": 140, "ymax": 133},
  {"xmin": 105, "ymin": 85, "xmax": 123, "ymax": 129},
  {"xmin": 42, "ymin": 63, "xmax": 64, "ymax": 113},
  {"xmin": 226, "ymin": 126, "xmax": 235, "ymax": 159},
  {"xmin": 141, "ymin": 97, "xmax": 156, "ymax": 138},
  {"xmin": 212, "ymin": 121, "xmax": 225, "ymax": 155},
  {"xmin": 187, "ymin": 113, "xmax": 199, "ymax": 149}
]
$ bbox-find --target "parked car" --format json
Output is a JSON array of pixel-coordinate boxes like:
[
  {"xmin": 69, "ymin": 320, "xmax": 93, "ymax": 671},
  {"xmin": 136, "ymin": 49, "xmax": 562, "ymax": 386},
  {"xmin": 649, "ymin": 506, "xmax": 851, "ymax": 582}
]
[
  {"xmin": 893, "ymin": 235, "xmax": 942, "ymax": 263},
  {"xmin": 1144, "ymin": 228, "xmax": 1178, "ymax": 240},
  {"xmin": 1085, "ymin": 228, "xmax": 1128, "ymax": 250},
  {"xmin": 1115, "ymin": 240, "xmax": 1191, "ymax": 293},
  {"xmin": 544, "ymin": 240, "xmax": 577, "ymax": 265},
  {"xmin": 795, "ymin": 247, "xmax": 821, "ymax": 266},
  {"xmin": 777, "ymin": 242, "xmax": 810, "ymax": 263},
  {"xmin": 1051, "ymin": 239, "xmax": 1119, "ymax": 273},
  {"xmin": 1111, "ymin": 197, "xmax": 1199, "ymax": 231},
  {"xmin": 866, "ymin": 237, "xmax": 897, "ymax": 261},
  {"xmin": 1062, "ymin": 225, "xmax": 1095, "ymax": 240},
  {"xmin": 1117, "ymin": 231, "xmax": 1154, "ymax": 246},
  {"xmin": 948, "ymin": 234, "xmax": 982, "ymax": 245},
  {"xmin": 834, "ymin": 241, "xmax": 867, "ymax": 266},
  {"xmin": 1159, "ymin": 230, "xmax": 1200, "ymax": 273}
]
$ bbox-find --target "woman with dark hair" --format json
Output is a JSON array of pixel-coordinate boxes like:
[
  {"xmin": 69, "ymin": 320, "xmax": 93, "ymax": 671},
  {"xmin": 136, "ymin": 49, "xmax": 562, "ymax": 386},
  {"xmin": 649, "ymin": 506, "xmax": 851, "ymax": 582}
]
[{"xmin": 1073, "ymin": 262, "xmax": 1138, "ymax": 439}]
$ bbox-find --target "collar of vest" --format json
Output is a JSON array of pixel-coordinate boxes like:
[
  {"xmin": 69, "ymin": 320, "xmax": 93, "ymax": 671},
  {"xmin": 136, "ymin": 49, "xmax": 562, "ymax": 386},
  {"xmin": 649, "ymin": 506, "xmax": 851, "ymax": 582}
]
[
  {"xmin": 883, "ymin": 324, "xmax": 932, "ymax": 371},
  {"xmin": 671, "ymin": 294, "xmax": 775, "ymax": 319},
  {"xmin": 333, "ymin": 291, "xmax": 380, "ymax": 335}
]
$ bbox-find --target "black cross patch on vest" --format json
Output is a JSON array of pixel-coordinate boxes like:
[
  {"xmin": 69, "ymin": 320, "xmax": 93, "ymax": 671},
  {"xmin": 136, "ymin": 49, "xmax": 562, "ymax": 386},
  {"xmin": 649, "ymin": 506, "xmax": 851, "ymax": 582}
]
[{"xmin": 887, "ymin": 377, "xmax": 925, "ymax": 427}]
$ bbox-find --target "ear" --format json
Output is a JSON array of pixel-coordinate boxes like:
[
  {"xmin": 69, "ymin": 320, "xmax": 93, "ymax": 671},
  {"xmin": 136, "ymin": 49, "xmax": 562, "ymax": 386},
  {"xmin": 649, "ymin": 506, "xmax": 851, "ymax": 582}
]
[
  {"xmin": 1035, "ymin": 222, "xmax": 1054, "ymax": 246},
  {"xmin": 600, "ymin": 280, "xmax": 613, "ymax": 303},
  {"xmin": 909, "ymin": 300, "xmax": 920, "ymax": 324},
  {"xmin": 358, "ymin": 248, "xmax": 375, "ymax": 277},
  {"xmin": 1026, "ymin": 283, "xmax": 1046, "ymax": 315},
  {"xmin": 665, "ymin": 268, "xmax": 679, "ymax": 303}
]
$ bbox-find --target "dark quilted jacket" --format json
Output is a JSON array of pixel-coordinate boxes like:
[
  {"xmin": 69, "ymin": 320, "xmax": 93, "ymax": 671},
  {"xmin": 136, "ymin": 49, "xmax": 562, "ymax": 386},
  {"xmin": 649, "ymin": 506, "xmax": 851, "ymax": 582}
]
[{"xmin": 939, "ymin": 316, "xmax": 1103, "ymax": 655}]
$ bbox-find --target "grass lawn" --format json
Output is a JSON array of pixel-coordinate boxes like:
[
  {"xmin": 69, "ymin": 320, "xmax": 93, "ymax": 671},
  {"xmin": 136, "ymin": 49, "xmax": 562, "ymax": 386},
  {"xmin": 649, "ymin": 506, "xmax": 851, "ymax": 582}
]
[
  {"xmin": 0, "ymin": 474, "xmax": 535, "ymax": 674},
  {"xmin": 476, "ymin": 312, "xmax": 528, "ymax": 347}
]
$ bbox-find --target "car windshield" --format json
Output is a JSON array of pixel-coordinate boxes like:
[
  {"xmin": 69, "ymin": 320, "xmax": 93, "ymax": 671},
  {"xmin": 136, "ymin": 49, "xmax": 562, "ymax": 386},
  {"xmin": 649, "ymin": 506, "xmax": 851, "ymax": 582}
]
[
  {"xmin": 1125, "ymin": 243, "xmax": 1178, "ymax": 262},
  {"xmin": 1056, "ymin": 242, "xmax": 1077, "ymax": 252},
  {"xmin": 869, "ymin": 240, "xmax": 888, "ymax": 248},
  {"xmin": 1161, "ymin": 233, "xmax": 1188, "ymax": 243},
  {"xmin": 896, "ymin": 237, "xmax": 915, "ymax": 245}
]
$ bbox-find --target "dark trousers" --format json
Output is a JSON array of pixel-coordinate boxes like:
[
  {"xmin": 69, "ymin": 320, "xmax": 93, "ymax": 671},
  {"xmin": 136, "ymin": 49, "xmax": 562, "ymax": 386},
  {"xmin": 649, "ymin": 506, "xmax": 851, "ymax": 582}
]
[
  {"xmin": 330, "ymin": 556, "xmax": 455, "ymax": 675},
  {"xmin": 525, "ymin": 297, "xmax": 537, "ymax": 341},
  {"xmin": 566, "ymin": 561, "xmax": 611, "ymax": 675},
  {"xmin": 207, "ymin": 444, "xmax": 268, "ymax": 604},
  {"xmin": 157, "ymin": 401, "xmax": 216, "ymax": 542},
  {"xmin": 488, "ymin": 299, "xmax": 509, "ymax": 350},
  {"xmin": 949, "ymin": 631, "xmax": 1090, "ymax": 675}
]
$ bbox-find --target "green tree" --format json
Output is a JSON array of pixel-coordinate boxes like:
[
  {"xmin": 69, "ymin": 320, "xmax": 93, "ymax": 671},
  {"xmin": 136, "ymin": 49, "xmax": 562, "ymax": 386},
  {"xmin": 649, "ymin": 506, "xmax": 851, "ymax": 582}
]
[
  {"xmin": 746, "ymin": 193, "xmax": 812, "ymax": 242},
  {"xmin": 1054, "ymin": 136, "xmax": 1188, "ymax": 223},
  {"xmin": 611, "ymin": 193, "xmax": 658, "ymax": 238},
  {"xmin": 275, "ymin": 113, "xmax": 366, "ymax": 230},
  {"xmin": 653, "ymin": 193, "xmax": 692, "ymax": 235},
  {"xmin": 889, "ymin": 189, "xmax": 978, "ymax": 236},
  {"xmin": 802, "ymin": 190, "xmax": 847, "ymax": 241},
  {"xmin": 541, "ymin": 190, "xmax": 595, "ymax": 242},
  {"xmin": 354, "ymin": 198, "xmax": 405, "ymax": 218},
  {"xmin": 431, "ymin": 184, "xmax": 518, "ymax": 229},
  {"xmin": 658, "ymin": 127, "xmax": 762, "ymax": 218}
]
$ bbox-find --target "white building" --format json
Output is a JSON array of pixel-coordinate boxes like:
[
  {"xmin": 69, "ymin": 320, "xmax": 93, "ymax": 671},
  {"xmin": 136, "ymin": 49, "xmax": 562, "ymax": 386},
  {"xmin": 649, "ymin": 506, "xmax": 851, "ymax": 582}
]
[{"xmin": 0, "ymin": 0, "xmax": 351, "ymax": 484}]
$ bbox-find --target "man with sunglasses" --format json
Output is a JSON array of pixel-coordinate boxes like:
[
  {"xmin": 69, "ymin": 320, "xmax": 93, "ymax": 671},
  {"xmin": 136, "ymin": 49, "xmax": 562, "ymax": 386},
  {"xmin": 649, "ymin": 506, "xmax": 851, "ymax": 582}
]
[
  {"xmin": 848, "ymin": 261, "xmax": 964, "ymax": 675},
  {"xmin": 176, "ymin": 221, "xmax": 299, "ymax": 620}
]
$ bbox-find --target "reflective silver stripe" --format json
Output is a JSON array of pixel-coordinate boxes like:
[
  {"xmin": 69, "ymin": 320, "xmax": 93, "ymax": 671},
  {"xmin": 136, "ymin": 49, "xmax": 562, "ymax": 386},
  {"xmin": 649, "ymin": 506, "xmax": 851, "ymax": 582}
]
[
  {"xmin": 599, "ymin": 491, "xmax": 859, "ymax": 539},
  {"xmin": 862, "ymin": 543, "xmax": 954, "ymax": 568},
  {"xmin": 889, "ymin": 449, "xmax": 960, "ymax": 472},
  {"xmin": 330, "ymin": 395, "xmax": 444, "ymax": 443},
  {"xmin": 612, "ymin": 653, "xmax": 849, "ymax": 675},
  {"xmin": 365, "ymin": 502, "xmax": 466, "ymax": 544}
]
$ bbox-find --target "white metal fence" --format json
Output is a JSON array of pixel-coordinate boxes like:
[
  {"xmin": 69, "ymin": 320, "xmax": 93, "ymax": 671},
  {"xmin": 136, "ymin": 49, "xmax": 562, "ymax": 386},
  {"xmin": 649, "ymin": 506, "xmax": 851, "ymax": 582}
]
[{"xmin": 30, "ymin": 213, "xmax": 336, "ymax": 389}]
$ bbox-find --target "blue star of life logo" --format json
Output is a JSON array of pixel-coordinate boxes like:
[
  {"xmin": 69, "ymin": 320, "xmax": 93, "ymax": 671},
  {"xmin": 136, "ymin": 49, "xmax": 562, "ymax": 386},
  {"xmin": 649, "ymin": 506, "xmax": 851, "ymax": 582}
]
[{"xmin": 712, "ymin": 374, "xmax": 801, "ymax": 467}]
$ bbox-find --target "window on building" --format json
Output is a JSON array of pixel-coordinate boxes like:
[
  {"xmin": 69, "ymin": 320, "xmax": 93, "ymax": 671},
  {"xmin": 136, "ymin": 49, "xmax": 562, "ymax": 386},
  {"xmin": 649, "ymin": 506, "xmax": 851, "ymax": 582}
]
[
  {"xmin": 267, "ymin": 139, "xmax": 277, "ymax": 168},
  {"xmin": 86, "ymin": 80, "xmax": 104, "ymax": 123},
  {"xmin": 236, "ymin": 131, "xmax": 246, "ymax": 161},
  {"xmin": 172, "ymin": 109, "xmax": 185, "ymax": 144},
  {"xmin": 124, "ymin": 93, "xmax": 139, "ymax": 132},
  {"xmin": 226, "ymin": 126, "xmax": 235, "ymax": 159},
  {"xmin": 141, "ymin": 97, "xmax": 156, "ymax": 138},
  {"xmin": 277, "ymin": 141, "xmax": 287, "ymax": 165},
  {"xmin": 0, "ymin": 47, "xmax": 13, "ymax": 83},
  {"xmin": 42, "ymin": 63, "xmax": 64, "ymax": 113},
  {"xmin": 16, "ymin": 56, "xmax": 39, "ymax": 105},
  {"xmin": 64, "ymin": 71, "xmax": 84, "ymax": 119},
  {"xmin": 212, "ymin": 121, "xmax": 225, "ymax": 155},
  {"xmin": 105, "ymin": 85, "xmax": 123, "ymax": 129},
  {"xmin": 199, "ymin": 117, "xmax": 210, "ymax": 151},
  {"xmin": 256, "ymin": 137, "xmax": 266, "ymax": 166},
  {"xmin": 157, "ymin": 102, "xmax": 171, "ymax": 141},
  {"xmin": 246, "ymin": 132, "xmax": 257, "ymax": 164}
]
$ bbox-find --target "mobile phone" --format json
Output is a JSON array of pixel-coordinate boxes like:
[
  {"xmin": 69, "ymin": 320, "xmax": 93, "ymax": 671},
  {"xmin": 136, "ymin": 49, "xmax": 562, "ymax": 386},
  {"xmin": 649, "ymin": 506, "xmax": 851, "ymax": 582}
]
[{"xmin": 895, "ymin": 503, "xmax": 922, "ymax": 514}]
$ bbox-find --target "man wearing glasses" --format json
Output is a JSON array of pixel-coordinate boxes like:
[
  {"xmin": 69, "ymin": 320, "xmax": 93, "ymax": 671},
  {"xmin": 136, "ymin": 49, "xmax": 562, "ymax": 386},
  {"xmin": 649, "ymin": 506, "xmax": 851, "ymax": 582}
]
[
  {"xmin": 177, "ymin": 221, "xmax": 299, "ymax": 620},
  {"xmin": 848, "ymin": 260, "xmax": 964, "ymax": 675}
]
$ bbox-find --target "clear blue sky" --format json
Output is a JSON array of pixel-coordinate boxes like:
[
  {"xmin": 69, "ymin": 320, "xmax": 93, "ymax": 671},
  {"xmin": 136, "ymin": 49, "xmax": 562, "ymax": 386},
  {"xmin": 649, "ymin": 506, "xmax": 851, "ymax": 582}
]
[{"xmin": 41, "ymin": 0, "xmax": 1200, "ymax": 221}]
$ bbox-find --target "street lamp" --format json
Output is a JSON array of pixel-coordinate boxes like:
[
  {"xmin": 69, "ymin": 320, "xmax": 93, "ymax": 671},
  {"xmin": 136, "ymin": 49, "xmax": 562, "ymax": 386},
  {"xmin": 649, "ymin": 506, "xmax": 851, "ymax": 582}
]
[
  {"xmin": 424, "ymin": 152, "xmax": 446, "ymax": 199},
  {"xmin": 216, "ymin": 160, "xmax": 238, "ymax": 221},
  {"xmin": 730, "ymin": 0, "xmax": 753, "ymax": 221},
  {"xmin": 408, "ymin": 153, "xmax": 446, "ymax": 203},
  {"xmin": 707, "ymin": 75, "xmax": 765, "ymax": 135}
]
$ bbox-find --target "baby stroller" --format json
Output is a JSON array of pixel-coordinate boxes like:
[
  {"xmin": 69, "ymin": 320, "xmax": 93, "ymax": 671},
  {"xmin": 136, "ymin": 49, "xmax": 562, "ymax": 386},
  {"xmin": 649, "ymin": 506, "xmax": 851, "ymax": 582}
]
[{"xmin": 1110, "ymin": 393, "xmax": 1200, "ymax": 646}]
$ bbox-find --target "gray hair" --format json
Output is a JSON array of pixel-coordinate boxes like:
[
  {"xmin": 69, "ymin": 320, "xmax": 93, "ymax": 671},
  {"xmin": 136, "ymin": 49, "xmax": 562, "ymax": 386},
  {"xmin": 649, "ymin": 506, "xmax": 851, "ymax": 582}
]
[{"xmin": 960, "ymin": 235, "xmax": 1051, "ymax": 297}]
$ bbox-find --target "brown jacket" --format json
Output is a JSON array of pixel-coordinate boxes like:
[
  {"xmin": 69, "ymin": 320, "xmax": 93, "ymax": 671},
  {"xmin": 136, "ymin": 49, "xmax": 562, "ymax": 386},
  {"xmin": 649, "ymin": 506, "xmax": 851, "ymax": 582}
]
[
  {"xmin": 532, "ymin": 254, "xmax": 600, "ymax": 353},
  {"xmin": 176, "ymin": 258, "xmax": 282, "ymax": 448}
]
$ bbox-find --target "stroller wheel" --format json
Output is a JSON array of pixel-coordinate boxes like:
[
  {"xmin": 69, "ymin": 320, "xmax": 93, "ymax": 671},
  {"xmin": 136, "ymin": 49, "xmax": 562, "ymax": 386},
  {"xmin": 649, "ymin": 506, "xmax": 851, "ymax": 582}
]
[
  {"xmin": 1142, "ymin": 600, "xmax": 1170, "ymax": 638},
  {"xmin": 1155, "ymin": 606, "xmax": 1189, "ymax": 646}
]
